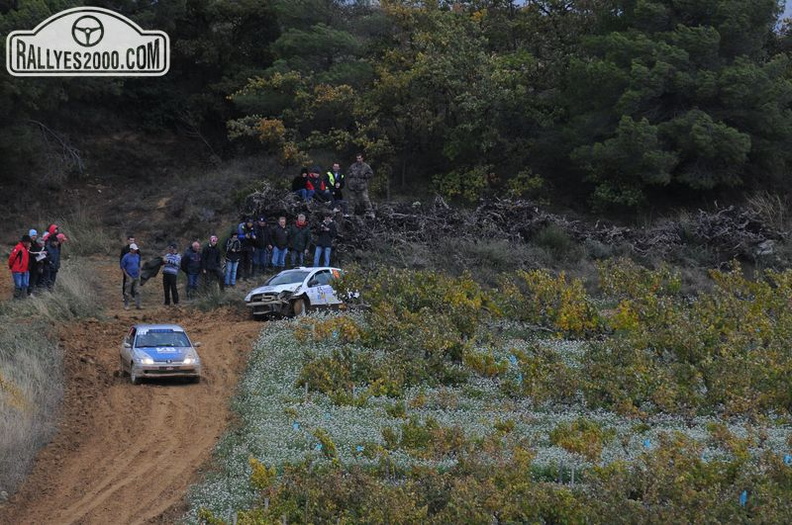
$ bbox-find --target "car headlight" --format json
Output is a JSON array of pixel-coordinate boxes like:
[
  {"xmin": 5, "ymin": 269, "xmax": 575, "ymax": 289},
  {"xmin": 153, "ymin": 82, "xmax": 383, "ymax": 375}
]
[
  {"xmin": 134, "ymin": 351, "xmax": 155, "ymax": 365},
  {"xmin": 183, "ymin": 356, "xmax": 198, "ymax": 365}
]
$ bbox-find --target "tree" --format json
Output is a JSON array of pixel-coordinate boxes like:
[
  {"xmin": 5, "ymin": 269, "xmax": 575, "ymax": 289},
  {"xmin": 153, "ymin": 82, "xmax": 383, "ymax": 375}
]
[{"xmin": 559, "ymin": 0, "xmax": 792, "ymax": 209}]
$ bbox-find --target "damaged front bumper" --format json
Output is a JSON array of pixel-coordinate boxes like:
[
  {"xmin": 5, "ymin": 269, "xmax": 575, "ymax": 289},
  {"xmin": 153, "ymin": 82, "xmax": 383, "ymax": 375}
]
[{"xmin": 246, "ymin": 290, "xmax": 293, "ymax": 318}]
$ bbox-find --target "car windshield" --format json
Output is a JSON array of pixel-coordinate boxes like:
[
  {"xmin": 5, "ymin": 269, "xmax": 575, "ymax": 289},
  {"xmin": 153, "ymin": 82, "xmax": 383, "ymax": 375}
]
[
  {"xmin": 135, "ymin": 331, "xmax": 191, "ymax": 348},
  {"xmin": 267, "ymin": 270, "xmax": 311, "ymax": 286}
]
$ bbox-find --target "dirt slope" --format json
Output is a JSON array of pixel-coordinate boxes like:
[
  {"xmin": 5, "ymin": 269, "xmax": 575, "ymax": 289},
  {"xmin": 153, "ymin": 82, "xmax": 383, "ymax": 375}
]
[{"xmin": 0, "ymin": 259, "xmax": 262, "ymax": 525}]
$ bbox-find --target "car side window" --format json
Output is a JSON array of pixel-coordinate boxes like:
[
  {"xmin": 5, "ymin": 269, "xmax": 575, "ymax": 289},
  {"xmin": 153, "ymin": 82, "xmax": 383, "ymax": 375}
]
[{"xmin": 314, "ymin": 270, "xmax": 332, "ymax": 286}]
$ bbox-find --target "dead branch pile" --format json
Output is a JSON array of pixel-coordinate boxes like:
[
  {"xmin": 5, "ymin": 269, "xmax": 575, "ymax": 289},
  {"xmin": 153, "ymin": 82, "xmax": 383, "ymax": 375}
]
[{"xmin": 242, "ymin": 187, "xmax": 788, "ymax": 266}]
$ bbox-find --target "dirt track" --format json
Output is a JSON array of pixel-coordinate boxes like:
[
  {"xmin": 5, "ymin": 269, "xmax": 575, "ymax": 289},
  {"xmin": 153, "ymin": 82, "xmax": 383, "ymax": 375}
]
[{"xmin": 0, "ymin": 260, "xmax": 262, "ymax": 525}]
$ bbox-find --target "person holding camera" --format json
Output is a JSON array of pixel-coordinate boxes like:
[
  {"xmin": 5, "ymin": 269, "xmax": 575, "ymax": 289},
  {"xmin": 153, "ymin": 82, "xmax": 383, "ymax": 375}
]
[{"xmin": 313, "ymin": 212, "xmax": 337, "ymax": 267}]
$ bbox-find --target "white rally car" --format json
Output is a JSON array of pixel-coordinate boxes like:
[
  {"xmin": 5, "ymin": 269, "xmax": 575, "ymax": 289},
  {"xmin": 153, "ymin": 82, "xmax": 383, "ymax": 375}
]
[{"xmin": 244, "ymin": 267, "xmax": 345, "ymax": 319}]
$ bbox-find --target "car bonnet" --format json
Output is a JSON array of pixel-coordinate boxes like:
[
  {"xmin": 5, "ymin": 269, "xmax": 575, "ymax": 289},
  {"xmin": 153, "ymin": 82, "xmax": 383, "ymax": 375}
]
[
  {"xmin": 246, "ymin": 282, "xmax": 302, "ymax": 298},
  {"xmin": 137, "ymin": 346, "xmax": 192, "ymax": 361}
]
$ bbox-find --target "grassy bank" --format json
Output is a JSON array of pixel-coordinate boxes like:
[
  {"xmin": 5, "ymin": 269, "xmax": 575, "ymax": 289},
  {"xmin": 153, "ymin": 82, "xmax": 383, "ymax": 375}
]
[
  {"xmin": 186, "ymin": 263, "xmax": 792, "ymax": 524},
  {"xmin": 0, "ymin": 259, "xmax": 101, "ymax": 500}
]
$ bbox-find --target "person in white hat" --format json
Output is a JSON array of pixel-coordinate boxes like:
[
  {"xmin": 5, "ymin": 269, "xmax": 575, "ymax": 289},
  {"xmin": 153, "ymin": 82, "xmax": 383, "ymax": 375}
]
[{"xmin": 120, "ymin": 243, "xmax": 142, "ymax": 310}]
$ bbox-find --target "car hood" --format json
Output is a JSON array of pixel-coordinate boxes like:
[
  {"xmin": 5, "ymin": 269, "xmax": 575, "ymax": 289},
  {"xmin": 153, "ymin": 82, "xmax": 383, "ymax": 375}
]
[
  {"xmin": 136, "ymin": 347, "xmax": 193, "ymax": 361},
  {"xmin": 245, "ymin": 282, "xmax": 301, "ymax": 301}
]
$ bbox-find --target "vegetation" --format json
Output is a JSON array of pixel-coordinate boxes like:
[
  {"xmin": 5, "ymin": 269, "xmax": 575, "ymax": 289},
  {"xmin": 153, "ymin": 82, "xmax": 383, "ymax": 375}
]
[
  {"xmin": 3, "ymin": 1, "xmax": 792, "ymax": 212},
  {"xmin": 0, "ymin": 259, "xmax": 101, "ymax": 498},
  {"xmin": 186, "ymin": 262, "xmax": 792, "ymax": 524}
]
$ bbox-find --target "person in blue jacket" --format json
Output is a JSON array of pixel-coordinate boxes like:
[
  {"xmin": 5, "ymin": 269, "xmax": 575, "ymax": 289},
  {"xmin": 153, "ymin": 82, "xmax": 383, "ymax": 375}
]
[{"xmin": 120, "ymin": 243, "xmax": 142, "ymax": 310}]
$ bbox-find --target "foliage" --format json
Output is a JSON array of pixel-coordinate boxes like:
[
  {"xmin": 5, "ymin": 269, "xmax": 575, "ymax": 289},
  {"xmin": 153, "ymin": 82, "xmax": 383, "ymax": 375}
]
[
  {"xmin": 561, "ymin": 0, "xmax": 792, "ymax": 209},
  {"xmin": 587, "ymin": 261, "xmax": 792, "ymax": 416},
  {"xmin": 186, "ymin": 270, "xmax": 792, "ymax": 524},
  {"xmin": 494, "ymin": 269, "xmax": 601, "ymax": 337},
  {"xmin": 549, "ymin": 418, "xmax": 616, "ymax": 463}
]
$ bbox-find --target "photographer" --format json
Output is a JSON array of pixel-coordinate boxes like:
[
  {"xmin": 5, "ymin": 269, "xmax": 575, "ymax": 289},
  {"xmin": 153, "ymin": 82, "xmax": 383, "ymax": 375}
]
[{"xmin": 313, "ymin": 212, "xmax": 337, "ymax": 267}]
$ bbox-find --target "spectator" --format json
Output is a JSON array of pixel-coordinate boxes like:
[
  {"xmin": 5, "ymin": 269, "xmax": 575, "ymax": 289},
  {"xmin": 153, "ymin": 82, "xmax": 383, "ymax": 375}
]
[
  {"xmin": 224, "ymin": 231, "xmax": 242, "ymax": 287},
  {"xmin": 119, "ymin": 235, "xmax": 141, "ymax": 299},
  {"xmin": 8, "ymin": 234, "xmax": 31, "ymax": 299},
  {"xmin": 181, "ymin": 241, "xmax": 202, "ymax": 299},
  {"xmin": 292, "ymin": 167, "xmax": 313, "ymax": 201},
  {"xmin": 41, "ymin": 223, "xmax": 59, "ymax": 242},
  {"xmin": 252, "ymin": 217, "xmax": 272, "ymax": 277},
  {"xmin": 271, "ymin": 216, "xmax": 290, "ymax": 269},
  {"xmin": 288, "ymin": 213, "xmax": 311, "ymax": 267},
  {"xmin": 313, "ymin": 213, "xmax": 337, "ymax": 267},
  {"xmin": 120, "ymin": 243, "xmax": 142, "ymax": 310},
  {"xmin": 309, "ymin": 166, "xmax": 332, "ymax": 203},
  {"xmin": 347, "ymin": 152, "xmax": 375, "ymax": 218},
  {"xmin": 238, "ymin": 217, "xmax": 256, "ymax": 280},
  {"xmin": 327, "ymin": 162, "xmax": 349, "ymax": 216},
  {"xmin": 202, "ymin": 235, "xmax": 225, "ymax": 292},
  {"xmin": 27, "ymin": 229, "xmax": 44, "ymax": 294},
  {"xmin": 43, "ymin": 233, "xmax": 63, "ymax": 289},
  {"xmin": 162, "ymin": 243, "xmax": 181, "ymax": 306}
]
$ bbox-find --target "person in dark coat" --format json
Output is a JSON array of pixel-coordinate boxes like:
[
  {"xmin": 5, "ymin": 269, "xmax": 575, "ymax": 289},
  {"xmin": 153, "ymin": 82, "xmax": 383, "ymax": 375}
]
[
  {"xmin": 27, "ymin": 230, "xmax": 45, "ymax": 294},
  {"xmin": 270, "ymin": 216, "xmax": 290, "ymax": 269},
  {"xmin": 202, "ymin": 235, "xmax": 225, "ymax": 292},
  {"xmin": 252, "ymin": 217, "xmax": 272, "ymax": 277},
  {"xmin": 292, "ymin": 167, "xmax": 313, "ymax": 201},
  {"xmin": 224, "ymin": 231, "xmax": 242, "ymax": 287},
  {"xmin": 288, "ymin": 213, "xmax": 311, "ymax": 267},
  {"xmin": 181, "ymin": 241, "xmax": 202, "ymax": 299},
  {"xmin": 43, "ymin": 234, "xmax": 63, "ymax": 289},
  {"xmin": 327, "ymin": 162, "xmax": 349, "ymax": 216},
  {"xmin": 238, "ymin": 218, "xmax": 256, "ymax": 280},
  {"xmin": 313, "ymin": 213, "xmax": 337, "ymax": 267}
]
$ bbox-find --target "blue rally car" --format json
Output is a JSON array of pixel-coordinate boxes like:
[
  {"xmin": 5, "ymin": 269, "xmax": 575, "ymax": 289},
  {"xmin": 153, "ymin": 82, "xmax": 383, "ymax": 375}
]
[{"xmin": 120, "ymin": 324, "xmax": 202, "ymax": 384}]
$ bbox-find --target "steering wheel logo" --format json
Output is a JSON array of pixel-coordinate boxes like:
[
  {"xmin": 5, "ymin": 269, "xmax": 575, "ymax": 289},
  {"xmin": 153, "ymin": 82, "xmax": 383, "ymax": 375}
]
[{"xmin": 71, "ymin": 15, "xmax": 104, "ymax": 47}]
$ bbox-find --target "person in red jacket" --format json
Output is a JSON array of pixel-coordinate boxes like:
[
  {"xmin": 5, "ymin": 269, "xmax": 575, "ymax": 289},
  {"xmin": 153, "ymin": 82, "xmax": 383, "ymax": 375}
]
[{"xmin": 8, "ymin": 234, "xmax": 31, "ymax": 299}]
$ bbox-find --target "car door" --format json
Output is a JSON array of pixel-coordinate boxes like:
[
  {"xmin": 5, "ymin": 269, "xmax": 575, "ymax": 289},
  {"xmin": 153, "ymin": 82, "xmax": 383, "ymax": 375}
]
[
  {"xmin": 121, "ymin": 327, "xmax": 136, "ymax": 365},
  {"xmin": 305, "ymin": 269, "xmax": 340, "ymax": 306}
]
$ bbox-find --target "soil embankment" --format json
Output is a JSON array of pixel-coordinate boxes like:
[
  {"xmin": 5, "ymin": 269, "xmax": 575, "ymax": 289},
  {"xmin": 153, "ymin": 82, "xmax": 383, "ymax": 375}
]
[{"xmin": 0, "ymin": 259, "xmax": 261, "ymax": 524}]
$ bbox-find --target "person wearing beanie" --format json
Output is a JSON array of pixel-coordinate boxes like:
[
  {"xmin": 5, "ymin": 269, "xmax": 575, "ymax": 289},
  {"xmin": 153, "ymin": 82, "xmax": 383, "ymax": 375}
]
[
  {"xmin": 8, "ymin": 234, "xmax": 31, "ymax": 299},
  {"xmin": 201, "ymin": 235, "xmax": 225, "ymax": 292},
  {"xmin": 28, "ymin": 237, "xmax": 47, "ymax": 294},
  {"xmin": 27, "ymin": 229, "xmax": 42, "ymax": 294},
  {"xmin": 120, "ymin": 243, "xmax": 142, "ymax": 310},
  {"xmin": 43, "ymin": 233, "xmax": 63, "ymax": 289},
  {"xmin": 41, "ymin": 223, "xmax": 59, "ymax": 242},
  {"xmin": 252, "ymin": 217, "xmax": 272, "ymax": 278}
]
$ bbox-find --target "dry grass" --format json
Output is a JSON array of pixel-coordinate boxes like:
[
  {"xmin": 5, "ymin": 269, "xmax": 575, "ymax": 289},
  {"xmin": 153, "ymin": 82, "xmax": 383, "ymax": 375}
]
[
  {"xmin": 0, "ymin": 257, "xmax": 100, "ymax": 500},
  {"xmin": 0, "ymin": 323, "xmax": 63, "ymax": 500},
  {"xmin": 746, "ymin": 191, "xmax": 788, "ymax": 231}
]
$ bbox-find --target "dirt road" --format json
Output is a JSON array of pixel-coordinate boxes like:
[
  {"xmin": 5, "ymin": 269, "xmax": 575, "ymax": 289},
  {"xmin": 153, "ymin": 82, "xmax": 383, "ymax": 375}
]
[{"xmin": 0, "ymin": 260, "xmax": 262, "ymax": 524}]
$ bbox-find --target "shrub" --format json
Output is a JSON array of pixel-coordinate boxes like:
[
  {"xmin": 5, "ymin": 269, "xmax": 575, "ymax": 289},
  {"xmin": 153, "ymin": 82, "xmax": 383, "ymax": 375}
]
[
  {"xmin": 549, "ymin": 417, "xmax": 616, "ymax": 463},
  {"xmin": 494, "ymin": 270, "xmax": 602, "ymax": 337}
]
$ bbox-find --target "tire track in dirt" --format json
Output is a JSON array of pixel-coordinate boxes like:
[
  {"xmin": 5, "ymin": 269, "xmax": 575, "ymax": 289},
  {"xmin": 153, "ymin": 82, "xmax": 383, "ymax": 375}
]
[{"xmin": 0, "ymin": 259, "xmax": 262, "ymax": 525}]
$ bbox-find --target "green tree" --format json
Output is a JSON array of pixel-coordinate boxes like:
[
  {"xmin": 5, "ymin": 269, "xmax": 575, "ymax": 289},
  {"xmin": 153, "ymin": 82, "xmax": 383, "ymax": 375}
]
[{"xmin": 560, "ymin": 0, "xmax": 792, "ymax": 209}]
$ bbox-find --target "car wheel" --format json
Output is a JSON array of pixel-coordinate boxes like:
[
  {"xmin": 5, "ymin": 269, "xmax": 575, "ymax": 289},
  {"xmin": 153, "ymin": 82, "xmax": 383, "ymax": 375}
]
[
  {"xmin": 291, "ymin": 297, "xmax": 308, "ymax": 316},
  {"xmin": 129, "ymin": 364, "xmax": 142, "ymax": 385}
]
